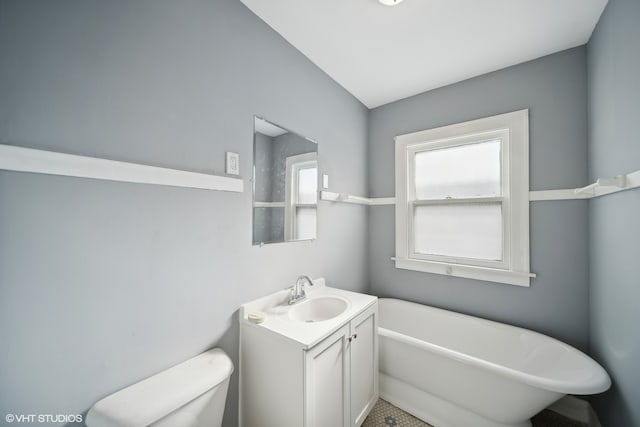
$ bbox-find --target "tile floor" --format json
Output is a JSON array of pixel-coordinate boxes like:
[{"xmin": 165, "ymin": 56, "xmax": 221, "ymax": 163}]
[
  {"xmin": 362, "ymin": 399, "xmax": 588, "ymax": 427},
  {"xmin": 363, "ymin": 399, "xmax": 430, "ymax": 427}
]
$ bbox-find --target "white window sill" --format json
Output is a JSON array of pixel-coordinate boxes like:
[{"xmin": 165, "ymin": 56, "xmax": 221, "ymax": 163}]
[{"xmin": 393, "ymin": 257, "xmax": 536, "ymax": 287}]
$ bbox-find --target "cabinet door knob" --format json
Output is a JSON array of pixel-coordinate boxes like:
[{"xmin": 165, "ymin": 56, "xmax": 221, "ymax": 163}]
[{"xmin": 353, "ymin": 333, "xmax": 358, "ymax": 340}]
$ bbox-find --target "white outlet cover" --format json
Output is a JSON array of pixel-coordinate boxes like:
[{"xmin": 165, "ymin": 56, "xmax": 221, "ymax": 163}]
[
  {"xmin": 322, "ymin": 174, "xmax": 329, "ymax": 189},
  {"xmin": 226, "ymin": 152, "xmax": 240, "ymax": 175}
]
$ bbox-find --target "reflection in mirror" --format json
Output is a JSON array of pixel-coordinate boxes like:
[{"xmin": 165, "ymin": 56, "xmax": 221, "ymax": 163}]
[{"xmin": 253, "ymin": 117, "xmax": 318, "ymax": 245}]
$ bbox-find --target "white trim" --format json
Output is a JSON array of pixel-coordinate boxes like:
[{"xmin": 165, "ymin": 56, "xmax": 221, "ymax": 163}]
[
  {"xmin": 529, "ymin": 189, "xmax": 591, "ymax": 201},
  {"xmin": 394, "ymin": 110, "xmax": 531, "ymax": 287},
  {"xmin": 321, "ymin": 168, "xmax": 640, "ymax": 204},
  {"xmin": 529, "ymin": 169, "xmax": 640, "ymax": 200},
  {"xmin": 575, "ymin": 174, "xmax": 626, "ymax": 195},
  {"xmin": 319, "ymin": 191, "xmax": 394, "ymax": 206},
  {"xmin": 369, "ymin": 196, "xmax": 396, "ymax": 205},
  {"xmin": 320, "ymin": 191, "xmax": 371, "ymax": 205},
  {"xmin": 284, "ymin": 152, "xmax": 317, "ymax": 241},
  {"xmin": 321, "ymin": 168, "xmax": 640, "ymax": 205},
  {"xmin": 392, "ymin": 258, "xmax": 535, "ymax": 287},
  {"xmin": 0, "ymin": 144, "xmax": 243, "ymax": 192},
  {"xmin": 253, "ymin": 201, "xmax": 285, "ymax": 208}
]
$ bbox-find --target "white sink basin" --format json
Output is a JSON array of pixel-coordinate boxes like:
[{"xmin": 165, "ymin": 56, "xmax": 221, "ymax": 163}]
[{"xmin": 289, "ymin": 296, "xmax": 349, "ymax": 323}]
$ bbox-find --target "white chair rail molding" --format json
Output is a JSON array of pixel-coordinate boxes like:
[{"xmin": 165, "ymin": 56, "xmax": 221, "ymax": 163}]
[
  {"xmin": 320, "ymin": 110, "xmax": 639, "ymax": 288},
  {"xmin": 322, "ymin": 164, "xmax": 640, "ymax": 287},
  {"xmin": 0, "ymin": 143, "xmax": 244, "ymax": 192},
  {"xmin": 320, "ymin": 169, "xmax": 640, "ymax": 205}
]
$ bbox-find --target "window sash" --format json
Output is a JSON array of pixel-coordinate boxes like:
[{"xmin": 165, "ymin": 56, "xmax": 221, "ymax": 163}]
[
  {"xmin": 294, "ymin": 206, "xmax": 316, "ymax": 241},
  {"xmin": 407, "ymin": 131, "xmax": 508, "ymax": 201},
  {"xmin": 413, "ymin": 139, "xmax": 503, "ymax": 200},
  {"xmin": 406, "ymin": 130, "xmax": 510, "ymax": 270},
  {"xmin": 408, "ymin": 200, "xmax": 509, "ymax": 269}
]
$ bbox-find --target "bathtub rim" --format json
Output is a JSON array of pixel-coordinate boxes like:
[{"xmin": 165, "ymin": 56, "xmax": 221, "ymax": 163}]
[{"xmin": 378, "ymin": 298, "xmax": 611, "ymax": 395}]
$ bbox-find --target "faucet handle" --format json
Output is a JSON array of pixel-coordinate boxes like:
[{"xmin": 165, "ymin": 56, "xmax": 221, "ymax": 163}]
[
  {"xmin": 287, "ymin": 276, "xmax": 314, "ymax": 305},
  {"xmin": 296, "ymin": 275, "xmax": 314, "ymax": 288}
]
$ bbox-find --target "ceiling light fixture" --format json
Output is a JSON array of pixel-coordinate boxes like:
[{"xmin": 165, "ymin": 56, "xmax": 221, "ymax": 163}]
[{"xmin": 378, "ymin": 0, "xmax": 405, "ymax": 5}]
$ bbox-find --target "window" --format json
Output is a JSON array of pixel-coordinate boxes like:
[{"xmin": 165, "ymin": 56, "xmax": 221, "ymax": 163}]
[
  {"xmin": 394, "ymin": 110, "xmax": 534, "ymax": 286},
  {"xmin": 285, "ymin": 152, "xmax": 317, "ymax": 240}
]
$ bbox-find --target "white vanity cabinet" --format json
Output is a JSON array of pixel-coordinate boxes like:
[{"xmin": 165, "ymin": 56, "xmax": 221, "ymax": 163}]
[
  {"xmin": 305, "ymin": 304, "xmax": 378, "ymax": 427},
  {"xmin": 348, "ymin": 305, "xmax": 378, "ymax": 426},
  {"xmin": 304, "ymin": 323, "xmax": 351, "ymax": 427},
  {"xmin": 239, "ymin": 281, "xmax": 378, "ymax": 427}
]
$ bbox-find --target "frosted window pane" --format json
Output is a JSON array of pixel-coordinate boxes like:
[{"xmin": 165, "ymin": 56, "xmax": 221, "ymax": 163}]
[
  {"xmin": 297, "ymin": 167, "xmax": 318, "ymax": 204},
  {"xmin": 415, "ymin": 140, "xmax": 501, "ymax": 199},
  {"xmin": 414, "ymin": 203, "xmax": 502, "ymax": 260},
  {"xmin": 295, "ymin": 207, "xmax": 316, "ymax": 240}
]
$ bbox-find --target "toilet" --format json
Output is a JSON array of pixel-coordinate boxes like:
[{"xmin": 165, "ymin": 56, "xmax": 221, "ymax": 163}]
[{"xmin": 86, "ymin": 348, "xmax": 233, "ymax": 427}]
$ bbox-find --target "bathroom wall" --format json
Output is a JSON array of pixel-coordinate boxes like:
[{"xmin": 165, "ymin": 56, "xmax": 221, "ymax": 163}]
[
  {"xmin": 587, "ymin": 0, "xmax": 640, "ymax": 425},
  {"xmin": 367, "ymin": 47, "xmax": 591, "ymax": 350},
  {"xmin": 0, "ymin": 1, "xmax": 368, "ymax": 426}
]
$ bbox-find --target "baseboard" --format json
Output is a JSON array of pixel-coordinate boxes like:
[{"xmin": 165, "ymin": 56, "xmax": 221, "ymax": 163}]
[{"xmin": 547, "ymin": 396, "xmax": 602, "ymax": 427}]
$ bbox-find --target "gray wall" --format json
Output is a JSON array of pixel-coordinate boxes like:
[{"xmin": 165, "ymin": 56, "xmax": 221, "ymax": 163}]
[
  {"xmin": 0, "ymin": 1, "xmax": 368, "ymax": 426},
  {"xmin": 367, "ymin": 47, "xmax": 590, "ymax": 350},
  {"xmin": 587, "ymin": 0, "xmax": 640, "ymax": 425},
  {"xmin": 2, "ymin": 0, "xmax": 636, "ymax": 425}
]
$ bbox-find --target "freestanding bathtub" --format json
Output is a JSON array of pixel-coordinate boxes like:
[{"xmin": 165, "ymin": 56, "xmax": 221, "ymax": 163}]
[{"xmin": 378, "ymin": 298, "xmax": 610, "ymax": 427}]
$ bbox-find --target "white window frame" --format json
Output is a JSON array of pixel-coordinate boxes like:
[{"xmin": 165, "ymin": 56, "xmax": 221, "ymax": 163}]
[
  {"xmin": 284, "ymin": 152, "xmax": 318, "ymax": 241},
  {"xmin": 394, "ymin": 109, "xmax": 534, "ymax": 287}
]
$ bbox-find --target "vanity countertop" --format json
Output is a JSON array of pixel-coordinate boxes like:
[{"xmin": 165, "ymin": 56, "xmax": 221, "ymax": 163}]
[{"xmin": 239, "ymin": 278, "xmax": 377, "ymax": 349}]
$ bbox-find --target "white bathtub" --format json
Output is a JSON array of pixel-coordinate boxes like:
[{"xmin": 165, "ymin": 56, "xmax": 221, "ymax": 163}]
[{"xmin": 378, "ymin": 298, "xmax": 610, "ymax": 427}]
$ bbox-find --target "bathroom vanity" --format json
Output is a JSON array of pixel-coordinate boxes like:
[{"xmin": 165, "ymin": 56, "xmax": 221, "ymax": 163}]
[{"xmin": 239, "ymin": 279, "xmax": 378, "ymax": 427}]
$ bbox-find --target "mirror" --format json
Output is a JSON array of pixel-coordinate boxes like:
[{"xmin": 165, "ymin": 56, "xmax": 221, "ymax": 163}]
[{"xmin": 252, "ymin": 117, "xmax": 318, "ymax": 245}]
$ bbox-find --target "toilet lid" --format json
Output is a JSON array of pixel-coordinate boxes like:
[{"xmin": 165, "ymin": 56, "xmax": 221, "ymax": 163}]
[{"xmin": 85, "ymin": 348, "xmax": 233, "ymax": 427}]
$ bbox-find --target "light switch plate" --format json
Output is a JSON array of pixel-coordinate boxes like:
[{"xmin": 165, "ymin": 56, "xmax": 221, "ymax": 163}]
[
  {"xmin": 226, "ymin": 152, "xmax": 240, "ymax": 175},
  {"xmin": 322, "ymin": 174, "xmax": 329, "ymax": 189}
]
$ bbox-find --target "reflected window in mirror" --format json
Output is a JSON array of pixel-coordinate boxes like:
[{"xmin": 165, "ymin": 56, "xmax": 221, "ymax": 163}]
[
  {"xmin": 285, "ymin": 153, "xmax": 317, "ymax": 241},
  {"xmin": 252, "ymin": 117, "xmax": 318, "ymax": 246}
]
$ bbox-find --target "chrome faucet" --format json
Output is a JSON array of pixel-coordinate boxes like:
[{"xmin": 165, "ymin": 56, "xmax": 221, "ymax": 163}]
[{"xmin": 288, "ymin": 275, "xmax": 314, "ymax": 305}]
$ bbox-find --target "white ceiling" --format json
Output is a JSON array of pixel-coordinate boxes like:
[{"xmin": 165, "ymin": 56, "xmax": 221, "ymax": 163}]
[{"xmin": 240, "ymin": 0, "xmax": 608, "ymax": 108}]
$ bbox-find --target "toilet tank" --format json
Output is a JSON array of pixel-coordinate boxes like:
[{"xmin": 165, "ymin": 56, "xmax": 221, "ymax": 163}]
[{"xmin": 86, "ymin": 348, "xmax": 234, "ymax": 427}]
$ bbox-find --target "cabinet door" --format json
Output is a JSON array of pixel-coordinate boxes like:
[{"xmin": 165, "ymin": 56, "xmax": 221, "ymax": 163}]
[
  {"xmin": 350, "ymin": 304, "xmax": 378, "ymax": 426},
  {"xmin": 304, "ymin": 325, "xmax": 350, "ymax": 427}
]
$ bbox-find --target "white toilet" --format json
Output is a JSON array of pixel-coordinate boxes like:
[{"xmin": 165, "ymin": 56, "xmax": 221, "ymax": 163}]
[{"xmin": 86, "ymin": 348, "xmax": 234, "ymax": 427}]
